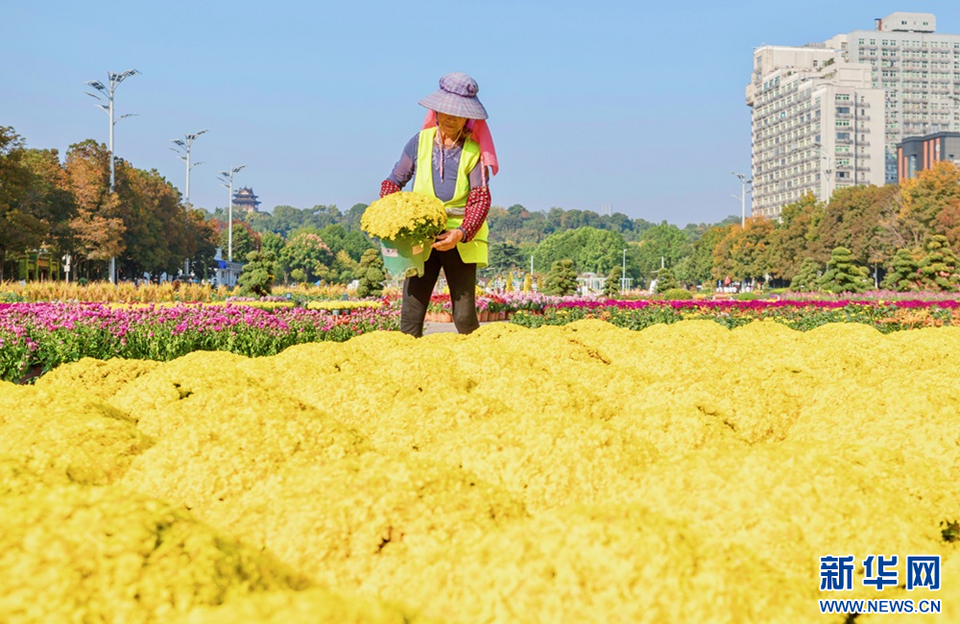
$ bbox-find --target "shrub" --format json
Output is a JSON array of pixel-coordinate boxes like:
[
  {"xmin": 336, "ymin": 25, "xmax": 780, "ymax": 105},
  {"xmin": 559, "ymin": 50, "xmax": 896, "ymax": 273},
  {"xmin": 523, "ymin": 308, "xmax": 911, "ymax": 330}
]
[
  {"xmin": 603, "ymin": 266, "xmax": 622, "ymax": 299},
  {"xmin": 653, "ymin": 268, "xmax": 679, "ymax": 294},
  {"xmin": 356, "ymin": 249, "xmax": 386, "ymax": 298},
  {"xmin": 790, "ymin": 258, "xmax": 821, "ymax": 292},
  {"xmin": 819, "ymin": 247, "xmax": 869, "ymax": 294},
  {"xmin": 660, "ymin": 287, "xmax": 693, "ymax": 300},
  {"xmin": 544, "ymin": 260, "xmax": 578, "ymax": 296},
  {"xmin": 238, "ymin": 251, "xmax": 278, "ymax": 298},
  {"xmin": 882, "ymin": 248, "xmax": 922, "ymax": 292},
  {"xmin": 917, "ymin": 235, "xmax": 960, "ymax": 292}
]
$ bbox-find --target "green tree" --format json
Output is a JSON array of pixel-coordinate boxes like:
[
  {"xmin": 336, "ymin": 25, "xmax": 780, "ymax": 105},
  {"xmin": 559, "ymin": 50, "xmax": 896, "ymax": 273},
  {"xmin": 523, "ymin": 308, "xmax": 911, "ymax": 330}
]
[
  {"xmin": 238, "ymin": 250, "xmax": 278, "ymax": 297},
  {"xmin": 279, "ymin": 229, "xmax": 333, "ymax": 283},
  {"xmin": 653, "ymin": 267, "xmax": 680, "ymax": 293},
  {"xmin": 916, "ymin": 235, "xmax": 960, "ymax": 291},
  {"xmin": 543, "ymin": 259, "xmax": 578, "ymax": 296},
  {"xmin": 220, "ymin": 221, "xmax": 260, "ymax": 261},
  {"xmin": 533, "ymin": 227, "xmax": 626, "ymax": 276},
  {"xmin": 356, "ymin": 248, "xmax": 385, "ymax": 298},
  {"xmin": 487, "ymin": 241, "xmax": 524, "ymax": 274},
  {"xmin": 768, "ymin": 193, "xmax": 826, "ymax": 282},
  {"xmin": 881, "ymin": 248, "xmax": 923, "ymax": 292},
  {"xmin": 789, "ymin": 257, "xmax": 822, "ymax": 292},
  {"xmin": 115, "ymin": 164, "xmax": 188, "ymax": 277},
  {"xmin": 332, "ymin": 249, "xmax": 359, "ymax": 283},
  {"xmin": 634, "ymin": 222, "xmax": 689, "ymax": 280},
  {"xmin": 290, "ymin": 268, "xmax": 307, "ymax": 283},
  {"xmin": 184, "ymin": 209, "xmax": 219, "ymax": 280},
  {"xmin": 686, "ymin": 225, "xmax": 731, "ymax": 288},
  {"xmin": 0, "ymin": 130, "xmax": 51, "ymax": 279},
  {"xmin": 603, "ymin": 265, "xmax": 622, "ymax": 298},
  {"xmin": 819, "ymin": 247, "xmax": 869, "ymax": 293},
  {"xmin": 343, "ymin": 203, "xmax": 367, "ymax": 231},
  {"xmin": 260, "ymin": 231, "xmax": 285, "ymax": 257},
  {"xmin": 19, "ymin": 148, "xmax": 76, "ymax": 259}
]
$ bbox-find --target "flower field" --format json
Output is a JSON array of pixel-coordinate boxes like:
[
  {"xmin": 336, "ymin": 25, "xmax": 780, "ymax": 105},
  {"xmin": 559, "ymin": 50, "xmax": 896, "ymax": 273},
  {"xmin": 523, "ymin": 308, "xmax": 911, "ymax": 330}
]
[
  {"xmin": 0, "ymin": 302, "xmax": 399, "ymax": 382},
  {"xmin": 1, "ymin": 320, "xmax": 958, "ymax": 622},
  {"xmin": 511, "ymin": 298, "xmax": 960, "ymax": 332}
]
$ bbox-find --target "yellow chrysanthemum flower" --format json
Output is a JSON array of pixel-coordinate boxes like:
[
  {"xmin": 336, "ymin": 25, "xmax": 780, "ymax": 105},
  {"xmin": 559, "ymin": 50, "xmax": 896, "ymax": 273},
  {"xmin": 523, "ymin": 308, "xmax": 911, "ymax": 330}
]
[{"xmin": 360, "ymin": 192, "xmax": 446, "ymax": 243}]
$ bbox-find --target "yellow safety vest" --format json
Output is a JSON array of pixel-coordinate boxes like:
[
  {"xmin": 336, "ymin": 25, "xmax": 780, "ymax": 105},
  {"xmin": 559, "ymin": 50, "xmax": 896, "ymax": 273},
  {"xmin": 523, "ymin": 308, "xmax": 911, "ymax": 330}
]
[{"xmin": 412, "ymin": 127, "xmax": 489, "ymax": 267}]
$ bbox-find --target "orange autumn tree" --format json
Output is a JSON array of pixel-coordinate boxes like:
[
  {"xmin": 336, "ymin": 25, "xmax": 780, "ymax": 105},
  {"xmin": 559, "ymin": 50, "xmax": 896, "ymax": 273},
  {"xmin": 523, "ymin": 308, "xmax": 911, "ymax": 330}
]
[
  {"xmin": 897, "ymin": 161, "xmax": 960, "ymax": 248},
  {"xmin": 711, "ymin": 216, "xmax": 775, "ymax": 285},
  {"xmin": 64, "ymin": 140, "xmax": 126, "ymax": 273},
  {"xmin": 767, "ymin": 192, "xmax": 827, "ymax": 283}
]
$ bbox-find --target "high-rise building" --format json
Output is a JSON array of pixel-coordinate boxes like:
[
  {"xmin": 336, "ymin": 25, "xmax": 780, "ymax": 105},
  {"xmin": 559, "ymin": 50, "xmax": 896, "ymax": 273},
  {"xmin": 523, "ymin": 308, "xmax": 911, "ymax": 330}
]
[
  {"xmin": 898, "ymin": 131, "xmax": 960, "ymax": 180},
  {"xmin": 825, "ymin": 12, "xmax": 960, "ymax": 184},
  {"xmin": 746, "ymin": 47, "xmax": 886, "ymax": 218},
  {"xmin": 747, "ymin": 12, "xmax": 960, "ymax": 219}
]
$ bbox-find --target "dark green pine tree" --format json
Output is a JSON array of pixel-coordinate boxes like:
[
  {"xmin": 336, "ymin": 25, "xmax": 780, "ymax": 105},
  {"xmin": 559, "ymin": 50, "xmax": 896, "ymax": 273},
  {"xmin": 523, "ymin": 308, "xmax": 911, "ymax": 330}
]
[
  {"xmin": 881, "ymin": 248, "xmax": 922, "ymax": 292},
  {"xmin": 238, "ymin": 250, "xmax": 278, "ymax": 297},
  {"xmin": 603, "ymin": 265, "xmax": 622, "ymax": 298},
  {"xmin": 355, "ymin": 248, "xmax": 386, "ymax": 298},
  {"xmin": 544, "ymin": 259, "xmax": 579, "ymax": 296},
  {"xmin": 653, "ymin": 267, "xmax": 679, "ymax": 293},
  {"xmin": 819, "ymin": 247, "xmax": 869, "ymax": 294},
  {"xmin": 790, "ymin": 257, "xmax": 822, "ymax": 292},
  {"xmin": 917, "ymin": 235, "xmax": 960, "ymax": 292}
]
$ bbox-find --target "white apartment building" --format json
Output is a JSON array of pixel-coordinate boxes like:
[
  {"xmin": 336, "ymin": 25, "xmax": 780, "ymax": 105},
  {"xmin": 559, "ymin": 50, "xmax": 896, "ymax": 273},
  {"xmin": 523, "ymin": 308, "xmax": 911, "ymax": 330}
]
[
  {"xmin": 746, "ymin": 47, "xmax": 885, "ymax": 218},
  {"xmin": 825, "ymin": 12, "xmax": 960, "ymax": 184}
]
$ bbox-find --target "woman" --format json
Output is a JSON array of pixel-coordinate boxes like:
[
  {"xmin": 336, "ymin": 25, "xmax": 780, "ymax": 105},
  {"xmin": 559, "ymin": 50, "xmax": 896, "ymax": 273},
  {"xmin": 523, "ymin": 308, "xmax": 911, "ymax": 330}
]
[{"xmin": 380, "ymin": 72, "xmax": 498, "ymax": 337}]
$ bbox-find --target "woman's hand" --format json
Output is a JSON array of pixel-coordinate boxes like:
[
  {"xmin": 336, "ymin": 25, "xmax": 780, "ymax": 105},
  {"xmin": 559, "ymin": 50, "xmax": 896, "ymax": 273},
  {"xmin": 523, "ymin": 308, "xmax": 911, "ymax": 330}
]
[{"xmin": 432, "ymin": 229, "xmax": 464, "ymax": 251}]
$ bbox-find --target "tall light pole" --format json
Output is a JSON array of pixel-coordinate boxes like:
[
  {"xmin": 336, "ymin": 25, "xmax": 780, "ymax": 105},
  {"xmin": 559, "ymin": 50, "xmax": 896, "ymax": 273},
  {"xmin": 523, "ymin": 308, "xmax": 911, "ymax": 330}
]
[
  {"xmin": 172, "ymin": 131, "xmax": 208, "ymax": 278},
  {"xmin": 171, "ymin": 130, "xmax": 208, "ymax": 211},
  {"xmin": 812, "ymin": 142, "xmax": 834, "ymax": 202},
  {"xmin": 731, "ymin": 172, "xmax": 752, "ymax": 227},
  {"xmin": 218, "ymin": 166, "xmax": 246, "ymax": 262},
  {"xmin": 85, "ymin": 68, "xmax": 140, "ymax": 283},
  {"xmin": 950, "ymin": 95, "xmax": 960, "ymax": 133}
]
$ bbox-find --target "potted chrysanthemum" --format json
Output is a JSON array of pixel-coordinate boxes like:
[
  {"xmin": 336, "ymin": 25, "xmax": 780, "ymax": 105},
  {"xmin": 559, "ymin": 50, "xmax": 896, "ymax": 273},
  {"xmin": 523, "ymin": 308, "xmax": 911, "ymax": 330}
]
[{"xmin": 361, "ymin": 192, "xmax": 447, "ymax": 279}]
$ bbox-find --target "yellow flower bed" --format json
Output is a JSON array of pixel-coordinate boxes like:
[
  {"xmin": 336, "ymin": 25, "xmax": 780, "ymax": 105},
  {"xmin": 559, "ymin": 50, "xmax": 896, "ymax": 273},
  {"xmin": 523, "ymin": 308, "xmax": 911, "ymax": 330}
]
[
  {"xmin": 360, "ymin": 191, "xmax": 447, "ymax": 242},
  {"xmin": 2, "ymin": 320, "xmax": 958, "ymax": 622}
]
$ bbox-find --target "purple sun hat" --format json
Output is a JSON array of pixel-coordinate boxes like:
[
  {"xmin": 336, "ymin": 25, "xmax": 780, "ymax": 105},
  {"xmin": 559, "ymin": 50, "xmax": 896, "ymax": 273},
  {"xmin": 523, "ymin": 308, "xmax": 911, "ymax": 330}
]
[{"xmin": 418, "ymin": 72, "xmax": 488, "ymax": 120}]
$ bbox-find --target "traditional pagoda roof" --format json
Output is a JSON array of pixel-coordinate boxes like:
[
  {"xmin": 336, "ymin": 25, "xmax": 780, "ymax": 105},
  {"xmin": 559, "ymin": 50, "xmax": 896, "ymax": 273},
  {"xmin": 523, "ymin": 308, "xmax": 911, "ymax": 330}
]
[{"xmin": 232, "ymin": 187, "xmax": 261, "ymax": 212}]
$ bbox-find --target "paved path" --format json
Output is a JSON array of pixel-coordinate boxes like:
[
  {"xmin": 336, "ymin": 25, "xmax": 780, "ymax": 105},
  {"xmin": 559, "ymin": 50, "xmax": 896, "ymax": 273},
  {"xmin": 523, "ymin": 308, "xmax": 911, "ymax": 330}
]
[{"xmin": 423, "ymin": 321, "xmax": 501, "ymax": 335}]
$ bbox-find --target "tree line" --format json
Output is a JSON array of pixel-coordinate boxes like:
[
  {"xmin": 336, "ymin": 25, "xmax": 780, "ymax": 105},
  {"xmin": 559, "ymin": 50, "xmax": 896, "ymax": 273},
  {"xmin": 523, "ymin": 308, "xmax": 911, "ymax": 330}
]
[
  {"xmin": 489, "ymin": 162, "xmax": 960, "ymax": 292},
  {"xmin": 4, "ymin": 121, "xmax": 959, "ymax": 291},
  {"xmin": 0, "ymin": 125, "xmax": 378, "ymax": 283}
]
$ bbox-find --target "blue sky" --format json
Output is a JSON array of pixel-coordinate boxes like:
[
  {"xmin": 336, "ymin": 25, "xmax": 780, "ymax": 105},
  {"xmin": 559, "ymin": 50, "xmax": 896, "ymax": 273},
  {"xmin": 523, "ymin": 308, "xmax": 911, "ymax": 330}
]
[{"xmin": 3, "ymin": 1, "xmax": 959, "ymax": 226}]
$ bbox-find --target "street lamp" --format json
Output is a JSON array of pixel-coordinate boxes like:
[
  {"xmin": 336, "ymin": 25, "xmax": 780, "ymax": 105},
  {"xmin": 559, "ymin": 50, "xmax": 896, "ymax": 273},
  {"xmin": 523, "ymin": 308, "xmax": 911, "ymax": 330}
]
[
  {"xmin": 949, "ymin": 95, "xmax": 960, "ymax": 133},
  {"xmin": 812, "ymin": 142, "xmax": 834, "ymax": 202},
  {"xmin": 218, "ymin": 166, "xmax": 246, "ymax": 262},
  {"xmin": 731, "ymin": 172, "xmax": 752, "ymax": 227},
  {"xmin": 84, "ymin": 68, "xmax": 140, "ymax": 284},
  {"xmin": 172, "ymin": 130, "xmax": 208, "ymax": 278},
  {"xmin": 171, "ymin": 130, "xmax": 208, "ymax": 211}
]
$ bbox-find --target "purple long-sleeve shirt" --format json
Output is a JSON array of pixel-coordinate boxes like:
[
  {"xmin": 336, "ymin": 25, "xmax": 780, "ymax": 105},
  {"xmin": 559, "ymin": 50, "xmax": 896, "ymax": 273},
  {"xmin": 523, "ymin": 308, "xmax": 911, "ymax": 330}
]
[{"xmin": 387, "ymin": 132, "xmax": 485, "ymax": 212}]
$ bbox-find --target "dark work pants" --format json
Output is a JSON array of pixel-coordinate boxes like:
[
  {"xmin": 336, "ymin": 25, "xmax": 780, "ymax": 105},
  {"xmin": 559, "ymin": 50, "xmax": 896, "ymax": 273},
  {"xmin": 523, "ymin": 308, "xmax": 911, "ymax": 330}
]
[{"xmin": 401, "ymin": 248, "xmax": 479, "ymax": 338}]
